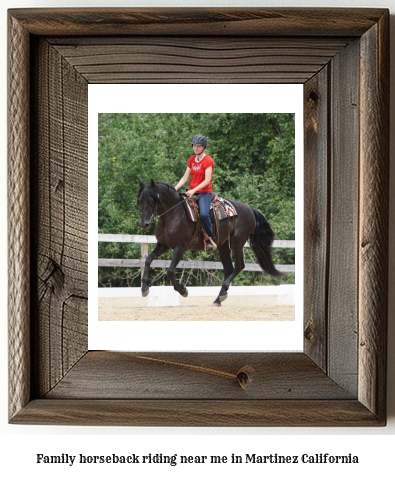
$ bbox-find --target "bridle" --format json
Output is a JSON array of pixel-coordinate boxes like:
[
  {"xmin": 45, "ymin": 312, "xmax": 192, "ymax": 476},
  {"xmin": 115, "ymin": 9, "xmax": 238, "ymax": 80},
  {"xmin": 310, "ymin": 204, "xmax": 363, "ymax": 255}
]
[{"xmin": 139, "ymin": 186, "xmax": 189, "ymax": 224}]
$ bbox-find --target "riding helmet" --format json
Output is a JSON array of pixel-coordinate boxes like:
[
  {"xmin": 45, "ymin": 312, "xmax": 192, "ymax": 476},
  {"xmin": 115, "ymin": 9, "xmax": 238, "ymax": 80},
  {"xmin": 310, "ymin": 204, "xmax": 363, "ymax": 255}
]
[{"xmin": 191, "ymin": 134, "xmax": 207, "ymax": 147}]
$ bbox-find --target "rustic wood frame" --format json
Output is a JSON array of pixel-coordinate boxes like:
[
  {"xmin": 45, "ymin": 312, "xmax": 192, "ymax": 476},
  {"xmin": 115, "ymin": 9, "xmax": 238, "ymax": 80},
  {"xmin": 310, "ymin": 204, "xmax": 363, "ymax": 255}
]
[{"xmin": 8, "ymin": 8, "xmax": 389, "ymax": 426}]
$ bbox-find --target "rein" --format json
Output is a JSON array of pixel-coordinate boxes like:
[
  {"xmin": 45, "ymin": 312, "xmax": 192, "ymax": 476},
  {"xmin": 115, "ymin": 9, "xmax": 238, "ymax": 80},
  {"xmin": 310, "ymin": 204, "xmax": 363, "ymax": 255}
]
[{"xmin": 150, "ymin": 194, "xmax": 188, "ymax": 224}]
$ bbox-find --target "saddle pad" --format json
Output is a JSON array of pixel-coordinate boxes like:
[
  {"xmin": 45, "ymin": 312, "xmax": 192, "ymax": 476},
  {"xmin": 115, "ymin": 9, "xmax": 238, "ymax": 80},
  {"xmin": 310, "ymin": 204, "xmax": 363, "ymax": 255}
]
[
  {"xmin": 213, "ymin": 198, "xmax": 238, "ymax": 221},
  {"xmin": 183, "ymin": 198, "xmax": 199, "ymax": 222},
  {"xmin": 183, "ymin": 196, "xmax": 238, "ymax": 223}
]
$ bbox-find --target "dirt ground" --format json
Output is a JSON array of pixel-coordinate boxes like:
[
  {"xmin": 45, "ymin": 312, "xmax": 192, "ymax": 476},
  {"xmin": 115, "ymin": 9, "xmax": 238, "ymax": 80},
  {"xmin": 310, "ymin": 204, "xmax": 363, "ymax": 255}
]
[{"xmin": 98, "ymin": 295, "xmax": 295, "ymax": 321}]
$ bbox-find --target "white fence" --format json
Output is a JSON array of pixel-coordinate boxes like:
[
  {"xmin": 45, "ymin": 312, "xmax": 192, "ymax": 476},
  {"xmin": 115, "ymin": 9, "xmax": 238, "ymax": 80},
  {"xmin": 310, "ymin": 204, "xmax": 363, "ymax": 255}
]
[{"xmin": 98, "ymin": 234, "xmax": 295, "ymax": 273}]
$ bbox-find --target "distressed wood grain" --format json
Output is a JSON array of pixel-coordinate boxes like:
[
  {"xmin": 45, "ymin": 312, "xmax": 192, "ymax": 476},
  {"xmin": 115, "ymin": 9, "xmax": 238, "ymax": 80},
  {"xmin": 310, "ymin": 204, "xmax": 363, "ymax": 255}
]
[
  {"xmin": 303, "ymin": 67, "xmax": 330, "ymax": 370},
  {"xmin": 45, "ymin": 352, "xmax": 354, "ymax": 400},
  {"xmin": 8, "ymin": 7, "xmax": 387, "ymax": 37},
  {"xmin": 11, "ymin": 399, "xmax": 383, "ymax": 427},
  {"xmin": 49, "ymin": 36, "xmax": 351, "ymax": 84},
  {"xmin": 30, "ymin": 39, "xmax": 88, "ymax": 397},
  {"xmin": 8, "ymin": 12, "xmax": 31, "ymax": 421},
  {"xmin": 358, "ymin": 13, "xmax": 389, "ymax": 420},
  {"xmin": 327, "ymin": 39, "xmax": 360, "ymax": 396}
]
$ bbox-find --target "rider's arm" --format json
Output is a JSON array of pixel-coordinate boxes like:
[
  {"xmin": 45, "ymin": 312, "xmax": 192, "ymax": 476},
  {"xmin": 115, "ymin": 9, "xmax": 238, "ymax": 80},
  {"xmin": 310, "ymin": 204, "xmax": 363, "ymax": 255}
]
[{"xmin": 175, "ymin": 167, "xmax": 191, "ymax": 191}]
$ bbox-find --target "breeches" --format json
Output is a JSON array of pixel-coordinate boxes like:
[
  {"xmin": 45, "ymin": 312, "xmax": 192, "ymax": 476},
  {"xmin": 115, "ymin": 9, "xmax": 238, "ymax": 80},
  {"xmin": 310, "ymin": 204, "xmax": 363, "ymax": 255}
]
[{"xmin": 197, "ymin": 193, "xmax": 215, "ymax": 239}]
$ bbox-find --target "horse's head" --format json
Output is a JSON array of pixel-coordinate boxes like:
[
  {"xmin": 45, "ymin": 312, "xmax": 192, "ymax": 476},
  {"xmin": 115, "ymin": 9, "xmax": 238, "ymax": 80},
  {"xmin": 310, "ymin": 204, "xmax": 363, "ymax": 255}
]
[{"xmin": 137, "ymin": 179, "xmax": 159, "ymax": 230}]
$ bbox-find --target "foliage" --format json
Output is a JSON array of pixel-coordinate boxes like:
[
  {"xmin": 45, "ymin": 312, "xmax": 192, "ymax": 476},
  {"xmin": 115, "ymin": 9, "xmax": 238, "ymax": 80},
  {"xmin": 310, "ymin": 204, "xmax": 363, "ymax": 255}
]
[{"xmin": 98, "ymin": 113, "xmax": 295, "ymax": 287}]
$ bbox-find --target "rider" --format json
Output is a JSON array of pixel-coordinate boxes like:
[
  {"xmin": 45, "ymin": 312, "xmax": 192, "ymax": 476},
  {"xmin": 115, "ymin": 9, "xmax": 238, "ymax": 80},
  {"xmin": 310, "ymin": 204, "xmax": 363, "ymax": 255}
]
[{"xmin": 175, "ymin": 134, "xmax": 217, "ymax": 253}]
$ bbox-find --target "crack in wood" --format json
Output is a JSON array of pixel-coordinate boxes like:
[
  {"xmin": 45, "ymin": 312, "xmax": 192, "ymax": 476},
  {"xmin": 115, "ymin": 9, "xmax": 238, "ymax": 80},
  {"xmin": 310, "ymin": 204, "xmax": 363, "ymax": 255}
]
[{"xmin": 135, "ymin": 355, "xmax": 254, "ymax": 390}]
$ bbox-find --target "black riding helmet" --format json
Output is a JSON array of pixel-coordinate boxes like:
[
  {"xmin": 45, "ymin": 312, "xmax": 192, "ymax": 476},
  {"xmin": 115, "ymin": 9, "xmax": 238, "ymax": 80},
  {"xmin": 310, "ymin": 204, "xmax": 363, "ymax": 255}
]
[{"xmin": 191, "ymin": 134, "xmax": 208, "ymax": 148}]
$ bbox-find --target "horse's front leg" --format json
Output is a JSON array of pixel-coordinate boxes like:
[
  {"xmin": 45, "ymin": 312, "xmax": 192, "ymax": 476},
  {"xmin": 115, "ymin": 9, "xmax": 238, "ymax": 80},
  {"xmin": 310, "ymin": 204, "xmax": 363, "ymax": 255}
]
[
  {"xmin": 167, "ymin": 246, "xmax": 188, "ymax": 297},
  {"xmin": 217, "ymin": 241, "xmax": 245, "ymax": 303},
  {"xmin": 213, "ymin": 243, "xmax": 235, "ymax": 306},
  {"xmin": 141, "ymin": 242, "xmax": 169, "ymax": 297}
]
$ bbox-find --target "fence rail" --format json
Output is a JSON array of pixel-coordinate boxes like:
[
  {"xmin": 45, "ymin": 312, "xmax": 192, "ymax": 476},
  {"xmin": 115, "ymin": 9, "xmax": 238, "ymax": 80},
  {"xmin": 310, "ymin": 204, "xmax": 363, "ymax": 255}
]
[
  {"xmin": 98, "ymin": 234, "xmax": 295, "ymax": 273},
  {"xmin": 98, "ymin": 234, "xmax": 295, "ymax": 249}
]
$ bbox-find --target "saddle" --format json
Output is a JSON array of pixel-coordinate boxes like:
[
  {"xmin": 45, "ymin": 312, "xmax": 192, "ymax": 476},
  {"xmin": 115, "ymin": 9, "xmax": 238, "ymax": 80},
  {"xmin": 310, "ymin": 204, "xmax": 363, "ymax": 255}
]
[
  {"xmin": 183, "ymin": 193, "xmax": 238, "ymax": 223},
  {"xmin": 182, "ymin": 193, "xmax": 238, "ymax": 250}
]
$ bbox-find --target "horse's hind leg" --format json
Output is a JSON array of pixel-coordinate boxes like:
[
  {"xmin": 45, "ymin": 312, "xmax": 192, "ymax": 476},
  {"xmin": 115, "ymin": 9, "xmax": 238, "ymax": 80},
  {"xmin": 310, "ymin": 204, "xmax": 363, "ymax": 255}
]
[
  {"xmin": 141, "ymin": 242, "xmax": 169, "ymax": 297},
  {"xmin": 167, "ymin": 246, "xmax": 189, "ymax": 297},
  {"xmin": 213, "ymin": 244, "xmax": 235, "ymax": 306}
]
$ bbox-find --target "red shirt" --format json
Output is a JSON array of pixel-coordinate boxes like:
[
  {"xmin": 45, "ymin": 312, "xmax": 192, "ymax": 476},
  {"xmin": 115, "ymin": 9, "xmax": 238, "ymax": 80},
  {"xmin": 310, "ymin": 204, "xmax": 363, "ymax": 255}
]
[{"xmin": 187, "ymin": 154, "xmax": 215, "ymax": 193}]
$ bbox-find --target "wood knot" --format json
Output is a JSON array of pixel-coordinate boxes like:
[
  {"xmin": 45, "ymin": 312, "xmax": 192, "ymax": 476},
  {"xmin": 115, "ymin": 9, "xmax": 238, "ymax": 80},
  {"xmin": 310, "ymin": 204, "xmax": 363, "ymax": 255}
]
[
  {"xmin": 308, "ymin": 91, "xmax": 319, "ymax": 103},
  {"xmin": 304, "ymin": 321, "xmax": 314, "ymax": 341},
  {"xmin": 43, "ymin": 258, "xmax": 65, "ymax": 290},
  {"xmin": 236, "ymin": 365, "xmax": 255, "ymax": 390},
  {"xmin": 361, "ymin": 241, "xmax": 371, "ymax": 252},
  {"xmin": 55, "ymin": 178, "xmax": 64, "ymax": 192}
]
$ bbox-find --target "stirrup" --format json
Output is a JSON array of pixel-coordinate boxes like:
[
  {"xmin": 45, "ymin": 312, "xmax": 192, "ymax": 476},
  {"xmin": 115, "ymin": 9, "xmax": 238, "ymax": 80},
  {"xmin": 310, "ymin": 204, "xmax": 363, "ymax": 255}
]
[{"xmin": 205, "ymin": 237, "xmax": 217, "ymax": 253}]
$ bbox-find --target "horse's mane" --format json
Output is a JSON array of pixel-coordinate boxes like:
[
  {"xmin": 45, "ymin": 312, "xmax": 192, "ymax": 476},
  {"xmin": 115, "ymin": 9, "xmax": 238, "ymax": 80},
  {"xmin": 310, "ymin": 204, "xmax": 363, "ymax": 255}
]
[
  {"xmin": 151, "ymin": 181, "xmax": 176, "ymax": 193},
  {"xmin": 137, "ymin": 180, "xmax": 178, "ymax": 206}
]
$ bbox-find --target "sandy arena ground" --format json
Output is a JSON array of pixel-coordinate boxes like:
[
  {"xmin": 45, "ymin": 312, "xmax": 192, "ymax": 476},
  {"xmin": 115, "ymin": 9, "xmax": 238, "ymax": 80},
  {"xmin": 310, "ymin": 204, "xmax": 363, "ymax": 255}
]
[{"xmin": 98, "ymin": 295, "xmax": 295, "ymax": 321}]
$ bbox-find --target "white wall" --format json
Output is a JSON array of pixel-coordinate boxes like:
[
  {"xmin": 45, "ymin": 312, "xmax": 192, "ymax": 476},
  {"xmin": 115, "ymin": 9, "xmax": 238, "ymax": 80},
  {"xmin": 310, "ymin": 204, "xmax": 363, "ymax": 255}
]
[{"xmin": 1, "ymin": 0, "xmax": 394, "ymax": 475}]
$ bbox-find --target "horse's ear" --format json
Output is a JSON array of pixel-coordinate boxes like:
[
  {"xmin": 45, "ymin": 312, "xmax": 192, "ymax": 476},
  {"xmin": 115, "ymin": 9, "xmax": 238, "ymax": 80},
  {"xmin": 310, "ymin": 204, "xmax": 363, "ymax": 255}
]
[
  {"xmin": 138, "ymin": 179, "xmax": 145, "ymax": 190},
  {"xmin": 150, "ymin": 179, "xmax": 156, "ymax": 188}
]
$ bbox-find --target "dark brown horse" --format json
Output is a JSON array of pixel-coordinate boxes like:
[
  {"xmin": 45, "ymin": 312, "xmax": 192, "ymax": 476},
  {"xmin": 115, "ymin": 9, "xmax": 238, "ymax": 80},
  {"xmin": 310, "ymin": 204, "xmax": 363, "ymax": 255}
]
[{"xmin": 137, "ymin": 179, "xmax": 283, "ymax": 305}]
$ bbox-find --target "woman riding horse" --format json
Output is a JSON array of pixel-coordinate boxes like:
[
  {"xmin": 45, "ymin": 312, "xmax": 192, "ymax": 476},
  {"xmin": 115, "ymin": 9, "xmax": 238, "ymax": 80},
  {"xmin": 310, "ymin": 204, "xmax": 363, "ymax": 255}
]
[{"xmin": 175, "ymin": 134, "xmax": 217, "ymax": 253}]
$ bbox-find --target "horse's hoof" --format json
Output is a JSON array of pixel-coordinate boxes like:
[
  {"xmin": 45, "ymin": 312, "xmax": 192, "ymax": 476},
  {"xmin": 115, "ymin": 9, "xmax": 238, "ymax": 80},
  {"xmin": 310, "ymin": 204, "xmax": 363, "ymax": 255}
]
[
  {"xmin": 181, "ymin": 289, "xmax": 188, "ymax": 298},
  {"xmin": 213, "ymin": 299, "xmax": 221, "ymax": 306},
  {"xmin": 142, "ymin": 289, "xmax": 149, "ymax": 297},
  {"xmin": 219, "ymin": 293, "xmax": 228, "ymax": 302}
]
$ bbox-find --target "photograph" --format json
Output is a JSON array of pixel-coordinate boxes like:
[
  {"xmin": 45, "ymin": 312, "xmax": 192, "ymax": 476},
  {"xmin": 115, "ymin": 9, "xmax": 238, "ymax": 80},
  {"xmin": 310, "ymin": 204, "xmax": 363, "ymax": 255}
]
[{"xmin": 97, "ymin": 113, "xmax": 296, "ymax": 322}]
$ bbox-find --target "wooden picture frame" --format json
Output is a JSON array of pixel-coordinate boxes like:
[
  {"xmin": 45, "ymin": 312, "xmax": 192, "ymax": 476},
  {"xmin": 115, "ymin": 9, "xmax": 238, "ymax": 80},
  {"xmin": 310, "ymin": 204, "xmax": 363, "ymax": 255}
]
[{"xmin": 8, "ymin": 8, "xmax": 389, "ymax": 426}]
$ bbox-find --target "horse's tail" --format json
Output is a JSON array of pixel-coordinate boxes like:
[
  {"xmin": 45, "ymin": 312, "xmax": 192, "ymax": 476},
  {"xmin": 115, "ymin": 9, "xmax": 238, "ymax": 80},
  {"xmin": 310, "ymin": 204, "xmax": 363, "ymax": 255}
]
[{"xmin": 249, "ymin": 208, "xmax": 285, "ymax": 277}]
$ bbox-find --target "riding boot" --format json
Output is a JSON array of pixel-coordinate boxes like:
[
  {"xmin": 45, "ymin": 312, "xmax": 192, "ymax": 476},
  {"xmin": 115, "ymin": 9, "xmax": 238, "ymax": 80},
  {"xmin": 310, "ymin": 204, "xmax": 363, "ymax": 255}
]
[{"xmin": 202, "ymin": 228, "xmax": 217, "ymax": 253}]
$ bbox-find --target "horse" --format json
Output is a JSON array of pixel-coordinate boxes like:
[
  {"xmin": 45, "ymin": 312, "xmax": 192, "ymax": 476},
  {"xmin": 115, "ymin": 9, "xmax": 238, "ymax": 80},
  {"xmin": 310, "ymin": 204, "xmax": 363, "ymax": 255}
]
[{"xmin": 137, "ymin": 179, "xmax": 284, "ymax": 305}]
